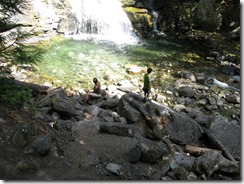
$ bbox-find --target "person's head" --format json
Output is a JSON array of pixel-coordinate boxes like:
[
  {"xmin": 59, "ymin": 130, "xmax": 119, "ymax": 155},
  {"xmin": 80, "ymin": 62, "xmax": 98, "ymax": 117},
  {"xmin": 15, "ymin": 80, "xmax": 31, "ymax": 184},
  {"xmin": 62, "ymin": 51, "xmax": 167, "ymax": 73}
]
[
  {"xmin": 147, "ymin": 68, "xmax": 153, "ymax": 74},
  {"xmin": 93, "ymin": 78, "xmax": 98, "ymax": 84}
]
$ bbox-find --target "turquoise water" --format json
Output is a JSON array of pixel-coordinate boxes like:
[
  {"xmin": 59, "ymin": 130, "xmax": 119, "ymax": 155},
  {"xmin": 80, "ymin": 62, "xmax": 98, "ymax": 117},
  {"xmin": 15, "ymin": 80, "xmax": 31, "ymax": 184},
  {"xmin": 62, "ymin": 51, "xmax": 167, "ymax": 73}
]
[{"xmin": 31, "ymin": 37, "xmax": 216, "ymax": 92}]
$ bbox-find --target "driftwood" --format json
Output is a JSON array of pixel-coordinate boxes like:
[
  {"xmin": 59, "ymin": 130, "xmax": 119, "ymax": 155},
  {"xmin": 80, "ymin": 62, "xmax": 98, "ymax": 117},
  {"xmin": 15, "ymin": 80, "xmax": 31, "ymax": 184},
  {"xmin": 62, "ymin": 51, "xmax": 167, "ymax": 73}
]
[
  {"xmin": 184, "ymin": 145, "xmax": 221, "ymax": 156},
  {"xmin": 13, "ymin": 80, "xmax": 50, "ymax": 94},
  {"xmin": 204, "ymin": 129, "xmax": 236, "ymax": 161}
]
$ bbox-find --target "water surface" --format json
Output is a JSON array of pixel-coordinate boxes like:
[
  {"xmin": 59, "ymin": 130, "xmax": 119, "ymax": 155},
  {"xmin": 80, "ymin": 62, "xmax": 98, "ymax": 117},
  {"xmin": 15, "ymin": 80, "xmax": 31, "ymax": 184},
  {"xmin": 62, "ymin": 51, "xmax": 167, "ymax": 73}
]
[{"xmin": 30, "ymin": 37, "xmax": 219, "ymax": 92}]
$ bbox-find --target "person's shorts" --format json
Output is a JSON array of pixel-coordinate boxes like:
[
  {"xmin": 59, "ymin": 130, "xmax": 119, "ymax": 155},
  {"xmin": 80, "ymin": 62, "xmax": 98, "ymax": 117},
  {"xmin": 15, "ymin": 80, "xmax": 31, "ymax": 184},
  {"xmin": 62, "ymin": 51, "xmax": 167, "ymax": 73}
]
[
  {"xmin": 142, "ymin": 87, "xmax": 151, "ymax": 93},
  {"xmin": 90, "ymin": 93, "xmax": 102, "ymax": 98}
]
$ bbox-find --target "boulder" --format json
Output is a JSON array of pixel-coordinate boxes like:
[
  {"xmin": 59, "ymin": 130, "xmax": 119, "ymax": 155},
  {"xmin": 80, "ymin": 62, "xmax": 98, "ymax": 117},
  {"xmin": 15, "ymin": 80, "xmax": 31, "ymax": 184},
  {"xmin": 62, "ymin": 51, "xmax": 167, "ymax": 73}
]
[
  {"xmin": 178, "ymin": 86, "xmax": 195, "ymax": 98},
  {"xmin": 194, "ymin": 150, "xmax": 239, "ymax": 178},
  {"xmin": 117, "ymin": 93, "xmax": 204, "ymax": 145},
  {"xmin": 207, "ymin": 115, "xmax": 241, "ymax": 160}
]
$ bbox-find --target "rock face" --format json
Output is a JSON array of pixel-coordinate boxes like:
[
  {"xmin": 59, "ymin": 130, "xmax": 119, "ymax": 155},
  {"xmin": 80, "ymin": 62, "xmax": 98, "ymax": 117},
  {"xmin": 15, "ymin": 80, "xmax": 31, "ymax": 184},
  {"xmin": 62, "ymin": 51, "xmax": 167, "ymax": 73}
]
[
  {"xmin": 122, "ymin": 0, "xmax": 240, "ymax": 37},
  {"xmin": 4, "ymin": 0, "xmax": 240, "ymax": 41},
  {"xmin": 196, "ymin": 0, "xmax": 222, "ymax": 31}
]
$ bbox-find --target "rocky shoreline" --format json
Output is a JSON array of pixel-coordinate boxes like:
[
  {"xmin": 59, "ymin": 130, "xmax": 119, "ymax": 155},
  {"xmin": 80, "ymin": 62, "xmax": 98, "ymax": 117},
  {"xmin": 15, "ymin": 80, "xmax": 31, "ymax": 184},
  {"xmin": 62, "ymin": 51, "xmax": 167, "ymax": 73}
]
[{"xmin": 0, "ymin": 66, "xmax": 240, "ymax": 180}]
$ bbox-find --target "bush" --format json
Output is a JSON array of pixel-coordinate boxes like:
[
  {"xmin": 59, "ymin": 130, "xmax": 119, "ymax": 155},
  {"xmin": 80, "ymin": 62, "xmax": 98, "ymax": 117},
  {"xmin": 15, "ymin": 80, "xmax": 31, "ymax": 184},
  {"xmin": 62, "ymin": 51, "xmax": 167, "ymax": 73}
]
[{"xmin": 0, "ymin": 77, "xmax": 33, "ymax": 109}]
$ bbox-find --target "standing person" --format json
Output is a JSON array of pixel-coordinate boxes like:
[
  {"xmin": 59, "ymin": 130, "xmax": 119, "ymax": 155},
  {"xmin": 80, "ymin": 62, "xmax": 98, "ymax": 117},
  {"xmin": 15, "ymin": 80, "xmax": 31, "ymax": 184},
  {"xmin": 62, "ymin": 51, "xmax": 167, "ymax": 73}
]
[
  {"xmin": 85, "ymin": 78, "xmax": 101, "ymax": 103},
  {"xmin": 142, "ymin": 67, "xmax": 153, "ymax": 101}
]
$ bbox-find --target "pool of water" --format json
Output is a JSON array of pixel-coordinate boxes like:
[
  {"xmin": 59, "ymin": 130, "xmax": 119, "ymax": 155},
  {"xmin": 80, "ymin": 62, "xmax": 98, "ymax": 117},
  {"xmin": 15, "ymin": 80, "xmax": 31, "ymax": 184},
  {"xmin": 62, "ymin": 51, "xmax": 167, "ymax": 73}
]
[{"xmin": 29, "ymin": 36, "xmax": 219, "ymax": 92}]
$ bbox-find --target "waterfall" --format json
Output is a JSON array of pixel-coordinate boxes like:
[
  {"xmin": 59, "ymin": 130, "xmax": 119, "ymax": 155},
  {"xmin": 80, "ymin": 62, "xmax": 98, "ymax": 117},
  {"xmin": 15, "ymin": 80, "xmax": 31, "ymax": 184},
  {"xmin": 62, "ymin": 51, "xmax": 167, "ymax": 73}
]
[
  {"xmin": 67, "ymin": 0, "xmax": 139, "ymax": 45},
  {"xmin": 145, "ymin": 0, "xmax": 159, "ymax": 33},
  {"xmin": 152, "ymin": 10, "xmax": 159, "ymax": 33}
]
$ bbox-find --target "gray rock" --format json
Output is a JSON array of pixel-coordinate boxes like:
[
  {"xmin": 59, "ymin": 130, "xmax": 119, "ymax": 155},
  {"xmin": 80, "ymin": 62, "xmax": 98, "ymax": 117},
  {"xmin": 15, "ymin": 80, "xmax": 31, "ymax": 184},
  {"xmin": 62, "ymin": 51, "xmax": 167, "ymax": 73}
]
[
  {"xmin": 127, "ymin": 144, "xmax": 141, "ymax": 163},
  {"xmin": 52, "ymin": 97, "xmax": 76, "ymax": 116},
  {"xmin": 194, "ymin": 150, "xmax": 239, "ymax": 178},
  {"xmin": 226, "ymin": 93, "xmax": 240, "ymax": 104},
  {"xmin": 139, "ymin": 138, "xmax": 170, "ymax": 163},
  {"xmin": 194, "ymin": 72, "xmax": 206, "ymax": 83},
  {"xmin": 178, "ymin": 86, "xmax": 195, "ymax": 98},
  {"xmin": 98, "ymin": 98, "xmax": 119, "ymax": 109},
  {"xmin": 99, "ymin": 122, "xmax": 135, "ymax": 137},
  {"xmin": 85, "ymin": 105, "xmax": 101, "ymax": 116},
  {"xmin": 106, "ymin": 163, "xmax": 121, "ymax": 175},
  {"xmin": 13, "ymin": 124, "xmax": 29, "ymax": 148},
  {"xmin": 167, "ymin": 112, "xmax": 204, "ymax": 145},
  {"xmin": 174, "ymin": 153, "xmax": 195, "ymax": 171},
  {"xmin": 31, "ymin": 135, "xmax": 52, "ymax": 157},
  {"xmin": 208, "ymin": 115, "xmax": 241, "ymax": 159}
]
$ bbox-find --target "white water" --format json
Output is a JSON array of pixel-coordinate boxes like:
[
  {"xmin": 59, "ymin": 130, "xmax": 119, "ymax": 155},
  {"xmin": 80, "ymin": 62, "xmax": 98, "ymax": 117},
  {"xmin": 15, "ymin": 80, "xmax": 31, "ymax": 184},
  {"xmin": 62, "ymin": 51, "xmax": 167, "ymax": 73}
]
[
  {"xmin": 67, "ymin": 0, "xmax": 139, "ymax": 45},
  {"xmin": 145, "ymin": 0, "xmax": 159, "ymax": 33}
]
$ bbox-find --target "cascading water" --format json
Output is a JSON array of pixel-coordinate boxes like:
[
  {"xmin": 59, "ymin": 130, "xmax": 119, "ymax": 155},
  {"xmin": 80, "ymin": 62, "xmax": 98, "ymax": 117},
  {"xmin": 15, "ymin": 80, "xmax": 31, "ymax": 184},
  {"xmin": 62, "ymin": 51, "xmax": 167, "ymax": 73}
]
[
  {"xmin": 145, "ymin": 0, "xmax": 159, "ymax": 33},
  {"xmin": 67, "ymin": 0, "xmax": 139, "ymax": 45},
  {"xmin": 152, "ymin": 11, "xmax": 159, "ymax": 33},
  {"xmin": 145, "ymin": 0, "xmax": 165, "ymax": 35}
]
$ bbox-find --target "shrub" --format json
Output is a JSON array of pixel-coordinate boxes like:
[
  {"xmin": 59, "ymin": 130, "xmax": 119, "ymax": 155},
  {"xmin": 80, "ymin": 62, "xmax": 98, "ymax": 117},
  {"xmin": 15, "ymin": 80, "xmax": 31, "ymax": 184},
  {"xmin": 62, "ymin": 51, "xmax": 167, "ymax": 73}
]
[{"xmin": 0, "ymin": 77, "xmax": 33, "ymax": 109}]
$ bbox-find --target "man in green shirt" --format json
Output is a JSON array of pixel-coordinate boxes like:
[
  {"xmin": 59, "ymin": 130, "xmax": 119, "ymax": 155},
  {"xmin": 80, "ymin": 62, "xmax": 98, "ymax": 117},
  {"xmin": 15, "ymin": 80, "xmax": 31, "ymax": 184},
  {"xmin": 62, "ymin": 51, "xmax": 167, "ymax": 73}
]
[{"xmin": 142, "ymin": 67, "xmax": 153, "ymax": 100}]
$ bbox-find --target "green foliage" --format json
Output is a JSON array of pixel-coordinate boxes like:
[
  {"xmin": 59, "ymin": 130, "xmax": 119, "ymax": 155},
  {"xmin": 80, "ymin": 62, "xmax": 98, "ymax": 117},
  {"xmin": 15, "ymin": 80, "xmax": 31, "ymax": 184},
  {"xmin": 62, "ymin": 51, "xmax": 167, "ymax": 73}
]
[
  {"xmin": 0, "ymin": 0, "xmax": 27, "ymax": 16},
  {"xmin": 0, "ymin": 77, "xmax": 33, "ymax": 109},
  {"xmin": 0, "ymin": 0, "xmax": 44, "ymax": 78}
]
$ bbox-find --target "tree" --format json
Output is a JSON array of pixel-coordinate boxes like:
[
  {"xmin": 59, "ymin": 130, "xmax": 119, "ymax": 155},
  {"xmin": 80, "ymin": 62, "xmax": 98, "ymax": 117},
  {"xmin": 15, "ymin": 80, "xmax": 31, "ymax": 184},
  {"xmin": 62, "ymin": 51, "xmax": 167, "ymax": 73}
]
[
  {"xmin": 0, "ymin": 0, "xmax": 44, "ymax": 109},
  {"xmin": 0, "ymin": 0, "xmax": 43, "ymax": 76},
  {"xmin": 0, "ymin": 0, "xmax": 27, "ymax": 47}
]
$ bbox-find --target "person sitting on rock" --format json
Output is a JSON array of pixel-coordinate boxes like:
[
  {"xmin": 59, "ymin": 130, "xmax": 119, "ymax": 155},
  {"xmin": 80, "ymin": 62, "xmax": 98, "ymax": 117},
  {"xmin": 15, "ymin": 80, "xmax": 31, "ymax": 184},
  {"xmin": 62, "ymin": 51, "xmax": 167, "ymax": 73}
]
[{"xmin": 85, "ymin": 78, "xmax": 102, "ymax": 103}]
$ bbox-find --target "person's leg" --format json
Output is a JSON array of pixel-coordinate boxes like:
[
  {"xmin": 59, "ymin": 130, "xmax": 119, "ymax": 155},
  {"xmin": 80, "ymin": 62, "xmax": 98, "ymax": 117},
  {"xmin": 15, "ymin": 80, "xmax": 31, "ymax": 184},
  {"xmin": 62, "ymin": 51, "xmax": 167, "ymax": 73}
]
[{"xmin": 84, "ymin": 93, "xmax": 90, "ymax": 103}]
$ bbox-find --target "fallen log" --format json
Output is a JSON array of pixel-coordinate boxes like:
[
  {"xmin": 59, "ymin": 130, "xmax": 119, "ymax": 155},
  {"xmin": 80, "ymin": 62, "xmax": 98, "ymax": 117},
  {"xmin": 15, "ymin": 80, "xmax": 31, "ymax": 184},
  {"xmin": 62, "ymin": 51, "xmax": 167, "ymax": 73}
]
[
  {"xmin": 13, "ymin": 80, "xmax": 50, "ymax": 94},
  {"xmin": 184, "ymin": 145, "xmax": 221, "ymax": 156}
]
